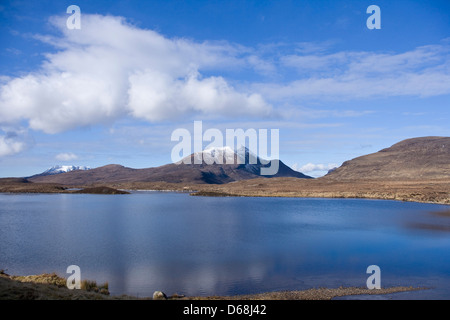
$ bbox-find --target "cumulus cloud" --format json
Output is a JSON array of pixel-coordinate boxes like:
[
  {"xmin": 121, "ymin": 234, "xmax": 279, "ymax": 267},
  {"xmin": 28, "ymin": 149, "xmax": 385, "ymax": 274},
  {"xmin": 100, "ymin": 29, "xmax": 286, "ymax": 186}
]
[
  {"xmin": 128, "ymin": 69, "xmax": 270, "ymax": 122},
  {"xmin": 0, "ymin": 131, "xmax": 26, "ymax": 157},
  {"xmin": 0, "ymin": 14, "xmax": 272, "ymax": 134},
  {"xmin": 55, "ymin": 152, "xmax": 78, "ymax": 161},
  {"xmin": 1, "ymin": 11, "xmax": 449, "ymax": 162},
  {"xmin": 292, "ymin": 163, "xmax": 338, "ymax": 176}
]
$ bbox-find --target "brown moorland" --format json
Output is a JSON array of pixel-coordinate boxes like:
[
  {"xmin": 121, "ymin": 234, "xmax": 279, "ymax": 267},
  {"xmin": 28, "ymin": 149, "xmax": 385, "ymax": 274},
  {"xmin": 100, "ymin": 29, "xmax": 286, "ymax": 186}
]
[{"xmin": 0, "ymin": 137, "xmax": 448, "ymax": 204}]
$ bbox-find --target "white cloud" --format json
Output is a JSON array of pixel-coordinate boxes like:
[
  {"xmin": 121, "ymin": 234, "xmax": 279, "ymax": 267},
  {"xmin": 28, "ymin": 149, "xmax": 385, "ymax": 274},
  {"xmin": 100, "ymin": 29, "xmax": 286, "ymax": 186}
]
[
  {"xmin": 264, "ymin": 42, "xmax": 450, "ymax": 101},
  {"xmin": 292, "ymin": 163, "xmax": 338, "ymax": 175},
  {"xmin": 128, "ymin": 69, "xmax": 271, "ymax": 122},
  {"xmin": 55, "ymin": 152, "xmax": 78, "ymax": 161},
  {"xmin": 0, "ymin": 12, "xmax": 449, "ymax": 158},
  {"xmin": 0, "ymin": 14, "xmax": 272, "ymax": 134},
  {"xmin": 281, "ymin": 51, "xmax": 354, "ymax": 72},
  {"xmin": 0, "ymin": 132, "xmax": 26, "ymax": 157}
]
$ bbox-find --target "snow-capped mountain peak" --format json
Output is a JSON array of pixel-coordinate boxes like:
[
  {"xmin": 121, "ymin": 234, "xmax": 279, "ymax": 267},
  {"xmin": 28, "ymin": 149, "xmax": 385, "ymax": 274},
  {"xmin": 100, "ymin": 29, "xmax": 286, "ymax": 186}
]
[
  {"xmin": 185, "ymin": 145, "xmax": 264, "ymax": 165},
  {"xmin": 203, "ymin": 145, "xmax": 235, "ymax": 156},
  {"xmin": 202, "ymin": 146, "xmax": 236, "ymax": 162},
  {"xmin": 41, "ymin": 165, "xmax": 90, "ymax": 176},
  {"xmin": 190, "ymin": 146, "xmax": 236, "ymax": 164}
]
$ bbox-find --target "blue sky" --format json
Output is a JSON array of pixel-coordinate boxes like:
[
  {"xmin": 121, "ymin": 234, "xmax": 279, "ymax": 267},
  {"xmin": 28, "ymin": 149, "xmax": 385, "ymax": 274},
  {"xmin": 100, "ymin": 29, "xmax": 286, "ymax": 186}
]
[{"xmin": 0, "ymin": 0, "xmax": 449, "ymax": 177}]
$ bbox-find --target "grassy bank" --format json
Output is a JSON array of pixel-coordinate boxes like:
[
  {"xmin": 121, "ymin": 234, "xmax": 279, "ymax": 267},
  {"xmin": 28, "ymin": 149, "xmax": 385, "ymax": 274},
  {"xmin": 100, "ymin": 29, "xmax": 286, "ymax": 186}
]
[{"xmin": 0, "ymin": 271, "xmax": 119, "ymax": 300}]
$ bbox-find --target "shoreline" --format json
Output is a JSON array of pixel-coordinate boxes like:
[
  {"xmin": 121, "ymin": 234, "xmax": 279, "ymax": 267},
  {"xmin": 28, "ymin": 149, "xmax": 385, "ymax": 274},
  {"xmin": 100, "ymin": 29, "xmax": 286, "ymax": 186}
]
[
  {"xmin": 1, "ymin": 187, "xmax": 448, "ymax": 206},
  {"xmin": 1, "ymin": 190, "xmax": 448, "ymax": 206},
  {"xmin": 185, "ymin": 286, "xmax": 428, "ymax": 300},
  {"xmin": 188, "ymin": 190, "xmax": 450, "ymax": 206},
  {"xmin": 1, "ymin": 176, "xmax": 448, "ymax": 205},
  {"xmin": 186, "ymin": 188, "xmax": 450, "ymax": 209},
  {"xmin": 0, "ymin": 271, "xmax": 426, "ymax": 300}
]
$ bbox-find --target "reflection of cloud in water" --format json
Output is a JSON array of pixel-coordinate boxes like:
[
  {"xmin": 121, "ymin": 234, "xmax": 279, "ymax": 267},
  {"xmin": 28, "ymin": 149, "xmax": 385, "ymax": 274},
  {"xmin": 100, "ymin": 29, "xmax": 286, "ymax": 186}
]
[
  {"xmin": 110, "ymin": 259, "xmax": 270, "ymax": 297},
  {"xmin": 3, "ymin": 193, "xmax": 450, "ymax": 298}
]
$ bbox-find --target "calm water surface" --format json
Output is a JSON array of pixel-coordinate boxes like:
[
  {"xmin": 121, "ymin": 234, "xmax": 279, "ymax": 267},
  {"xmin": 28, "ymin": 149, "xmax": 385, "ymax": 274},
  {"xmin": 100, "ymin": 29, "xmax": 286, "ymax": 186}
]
[{"xmin": 0, "ymin": 192, "xmax": 449, "ymax": 299}]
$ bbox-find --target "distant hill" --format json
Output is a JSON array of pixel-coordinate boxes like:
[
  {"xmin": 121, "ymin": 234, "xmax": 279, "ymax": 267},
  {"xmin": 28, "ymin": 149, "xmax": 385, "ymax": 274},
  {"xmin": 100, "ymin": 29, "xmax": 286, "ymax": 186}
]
[
  {"xmin": 325, "ymin": 136, "xmax": 450, "ymax": 180},
  {"xmin": 28, "ymin": 147, "xmax": 312, "ymax": 185}
]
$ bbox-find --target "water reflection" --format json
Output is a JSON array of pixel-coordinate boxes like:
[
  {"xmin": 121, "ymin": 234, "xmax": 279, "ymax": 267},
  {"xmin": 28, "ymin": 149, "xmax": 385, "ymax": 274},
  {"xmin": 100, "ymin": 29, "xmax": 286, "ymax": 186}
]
[
  {"xmin": 0, "ymin": 193, "xmax": 449, "ymax": 298},
  {"xmin": 404, "ymin": 209, "xmax": 450, "ymax": 233}
]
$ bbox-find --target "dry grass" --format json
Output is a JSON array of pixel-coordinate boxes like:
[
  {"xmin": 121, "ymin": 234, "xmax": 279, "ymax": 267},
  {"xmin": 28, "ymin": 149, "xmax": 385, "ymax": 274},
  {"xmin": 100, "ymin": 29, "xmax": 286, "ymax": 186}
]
[
  {"xmin": 11, "ymin": 273, "xmax": 67, "ymax": 287},
  {"xmin": 0, "ymin": 272, "xmax": 116, "ymax": 300},
  {"xmin": 1, "ymin": 173, "xmax": 449, "ymax": 205},
  {"xmin": 121, "ymin": 177, "xmax": 450, "ymax": 205},
  {"xmin": 80, "ymin": 279, "xmax": 109, "ymax": 295}
]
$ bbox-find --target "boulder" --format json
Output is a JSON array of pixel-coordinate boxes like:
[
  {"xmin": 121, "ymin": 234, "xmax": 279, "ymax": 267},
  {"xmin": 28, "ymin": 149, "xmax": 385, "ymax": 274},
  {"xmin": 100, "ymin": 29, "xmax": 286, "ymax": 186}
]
[{"xmin": 153, "ymin": 291, "xmax": 167, "ymax": 300}]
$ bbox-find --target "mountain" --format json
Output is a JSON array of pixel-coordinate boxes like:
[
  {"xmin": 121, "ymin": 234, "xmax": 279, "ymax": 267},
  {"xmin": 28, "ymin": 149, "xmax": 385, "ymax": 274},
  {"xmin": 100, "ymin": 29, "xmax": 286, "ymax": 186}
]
[
  {"xmin": 172, "ymin": 146, "xmax": 312, "ymax": 183},
  {"xmin": 28, "ymin": 165, "xmax": 90, "ymax": 178},
  {"xmin": 325, "ymin": 136, "xmax": 450, "ymax": 180},
  {"xmin": 28, "ymin": 147, "xmax": 312, "ymax": 185}
]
